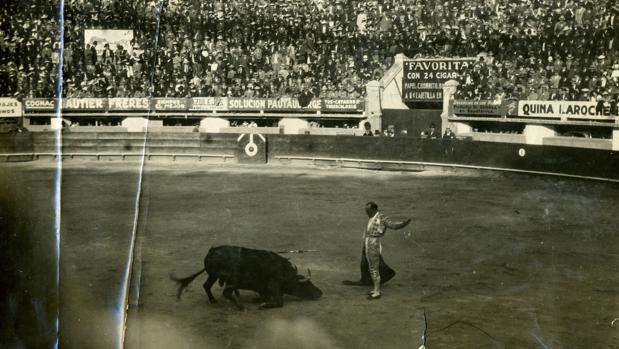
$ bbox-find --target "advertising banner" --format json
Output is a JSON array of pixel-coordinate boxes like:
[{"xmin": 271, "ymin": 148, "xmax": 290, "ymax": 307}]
[
  {"xmin": 24, "ymin": 98, "xmax": 55, "ymax": 111},
  {"xmin": 84, "ymin": 29, "xmax": 134, "ymax": 55},
  {"xmin": 62, "ymin": 98, "xmax": 108, "ymax": 111},
  {"xmin": 517, "ymin": 100, "xmax": 614, "ymax": 119},
  {"xmin": 151, "ymin": 98, "xmax": 188, "ymax": 111},
  {"xmin": 22, "ymin": 97, "xmax": 367, "ymax": 114},
  {"xmin": 228, "ymin": 97, "xmax": 322, "ymax": 110},
  {"xmin": 453, "ymin": 100, "xmax": 504, "ymax": 116},
  {"xmin": 24, "ymin": 98, "xmax": 107, "ymax": 111},
  {"xmin": 321, "ymin": 98, "xmax": 365, "ymax": 111},
  {"xmin": 0, "ymin": 98, "xmax": 23, "ymax": 117},
  {"xmin": 188, "ymin": 97, "xmax": 228, "ymax": 111},
  {"xmin": 402, "ymin": 58, "xmax": 476, "ymax": 102},
  {"xmin": 108, "ymin": 98, "xmax": 150, "ymax": 110}
]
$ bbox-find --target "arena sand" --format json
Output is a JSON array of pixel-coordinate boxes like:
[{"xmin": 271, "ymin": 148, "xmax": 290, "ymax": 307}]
[{"xmin": 1, "ymin": 160, "xmax": 618, "ymax": 349}]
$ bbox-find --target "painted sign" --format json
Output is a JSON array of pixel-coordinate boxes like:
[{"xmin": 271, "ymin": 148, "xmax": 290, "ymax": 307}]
[
  {"xmin": 453, "ymin": 100, "xmax": 504, "ymax": 116},
  {"xmin": 188, "ymin": 97, "xmax": 228, "ymax": 111},
  {"xmin": 517, "ymin": 101, "xmax": 614, "ymax": 119},
  {"xmin": 108, "ymin": 98, "xmax": 150, "ymax": 110},
  {"xmin": 0, "ymin": 98, "xmax": 23, "ymax": 117},
  {"xmin": 402, "ymin": 58, "xmax": 476, "ymax": 102}
]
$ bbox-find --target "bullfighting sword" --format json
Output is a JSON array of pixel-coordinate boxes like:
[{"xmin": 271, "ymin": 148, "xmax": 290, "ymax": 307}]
[{"xmin": 277, "ymin": 249, "xmax": 319, "ymax": 254}]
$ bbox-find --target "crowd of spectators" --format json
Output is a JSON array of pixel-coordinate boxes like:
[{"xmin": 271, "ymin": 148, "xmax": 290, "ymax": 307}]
[
  {"xmin": 455, "ymin": 53, "xmax": 619, "ymax": 103},
  {"xmin": 1, "ymin": 0, "xmax": 618, "ymax": 102}
]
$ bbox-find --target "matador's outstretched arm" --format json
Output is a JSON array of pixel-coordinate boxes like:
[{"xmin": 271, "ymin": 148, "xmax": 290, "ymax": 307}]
[{"xmin": 384, "ymin": 216, "xmax": 411, "ymax": 230}]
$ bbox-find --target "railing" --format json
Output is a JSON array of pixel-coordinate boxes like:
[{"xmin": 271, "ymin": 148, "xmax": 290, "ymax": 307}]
[{"xmin": 0, "ymin": 152, "xmax": 234, "ymax": 161}]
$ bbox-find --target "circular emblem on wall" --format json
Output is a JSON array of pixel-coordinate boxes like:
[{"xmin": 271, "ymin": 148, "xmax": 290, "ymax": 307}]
[
  {"xmin": 245, "ymin": 142, "xmax": 258, "ymax": 157},
  {"xmin": 237, "ymin": 133, "xmax": 265, "ymax": 158},
  {"xmin": 518, "ymin": 148, "xmax": 526, "ymax": 157}
]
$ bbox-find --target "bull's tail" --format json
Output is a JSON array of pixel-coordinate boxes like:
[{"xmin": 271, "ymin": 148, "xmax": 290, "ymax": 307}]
[{"xmin": 170, "ymin": 268, "xmax": 206, "ymax": 300}]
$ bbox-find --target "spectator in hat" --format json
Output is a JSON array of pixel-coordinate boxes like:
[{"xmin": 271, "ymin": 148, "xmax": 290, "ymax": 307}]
[
  {"xmin": 538, "ymin": 85, "xmax": 550, "ymax": 100},
  {"xmin": 443, "ymin": 127, "xmax": 456, "ymax": 139},
  {"xmin": 89, "ymin": 41, "xmax": 98, "ymax": 65},
  {"xmin": 102, "ymin": 43, "xmax": 114, "ymax": 64},
  {"xmin": 596, "ymin": 94, "xmax": 607, "ymax": 115},
  {"xmin": 579, "ymin": 88, "xmax": 591, "ymax": 101},
  {"xmin": 362, "ymin": 121, "xmax": 373, "ymax": 136},
  {"xmin": 424, "ymin": 123, "xmax": 440, "ymax": 139}
]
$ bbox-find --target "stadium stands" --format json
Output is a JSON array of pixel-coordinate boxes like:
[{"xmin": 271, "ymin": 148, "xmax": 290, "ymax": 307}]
[{"xmin": 1, "ymin": 0, "xmax": 617, "ymax": 103}]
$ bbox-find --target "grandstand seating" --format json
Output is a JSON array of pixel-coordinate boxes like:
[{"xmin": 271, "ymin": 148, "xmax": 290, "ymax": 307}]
[{"xmin": 1, "ymin": 0, "xmax": 617, "ymax": 104}]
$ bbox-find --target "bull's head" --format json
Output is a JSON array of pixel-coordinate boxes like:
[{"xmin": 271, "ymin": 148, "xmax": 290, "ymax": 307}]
[
  {"xmin": 297, "ymin": 269, "xmax": 312, "ymax": 283},
  {"xmin": 286, "ymin": 268, "xmax": 322, "ymax": 300}
]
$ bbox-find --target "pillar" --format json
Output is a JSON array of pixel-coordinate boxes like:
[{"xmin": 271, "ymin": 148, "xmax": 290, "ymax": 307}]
[
  {"xmin": 50, "ymin": 118, "xmax": 62, "ymax": 131},
  {"xmin": 524, "ymin": 124, "xmax": 556, "ymax": 145},
  {"xmin": 122, "ymin": 117, "xmax": 148, "ymax": 132},
  {"xmin": 365, "ymin": 80, "xmax": 382, "ymax": 132},
  {"xmin": 279, "ymin": 118, "xmax": 309, "ymax": 134},
  {"xmin": 121, "ymin": 117, "xmax": 163, "ymax": 132},
  {"xmin": 452, "ymin": 122, "xmax": 472, "ymax": 135},
  {"xmin": 441, "ymin": 80, "xmax": 459, "ymax": 135},
  {"xmin": 22, "ymin": 116, "xmax": 31, "ymax": 128},
  {"xmin": 200, "ymin": 117, "xmax": 230, "ymax": 133}
]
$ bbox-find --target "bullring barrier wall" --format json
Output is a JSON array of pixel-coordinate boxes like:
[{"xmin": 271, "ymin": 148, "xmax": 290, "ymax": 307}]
[
  {"xmin": 267, "ymin": 135, "xmax": 619, "ymax": 180},
  {"xmin": 0, "ymin": 132, "xmax": 238, "ymax": 162},
  {"xmin": 381, "ymin": 109, "xmax": 442, "ymax": 137},
  {"xmin": 1, "ymin": 132, "xmax": 617, "ymax": 181}
]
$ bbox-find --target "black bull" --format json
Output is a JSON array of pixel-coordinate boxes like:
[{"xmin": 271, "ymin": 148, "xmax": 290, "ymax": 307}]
[{"xmin": 171, "ymin": 245, "xmax": 323, "ymax": 309}]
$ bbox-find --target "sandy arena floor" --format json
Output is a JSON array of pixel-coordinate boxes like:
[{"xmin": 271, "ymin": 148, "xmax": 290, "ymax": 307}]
[{"xmin": 1, "ymin": 160, "xmax": 618, "ymax": 349}]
